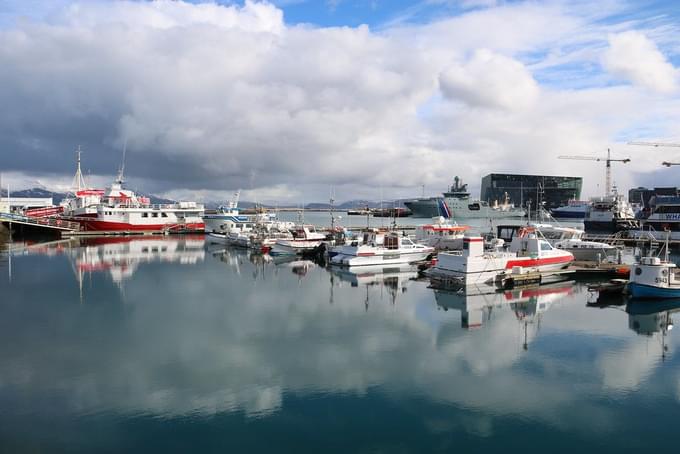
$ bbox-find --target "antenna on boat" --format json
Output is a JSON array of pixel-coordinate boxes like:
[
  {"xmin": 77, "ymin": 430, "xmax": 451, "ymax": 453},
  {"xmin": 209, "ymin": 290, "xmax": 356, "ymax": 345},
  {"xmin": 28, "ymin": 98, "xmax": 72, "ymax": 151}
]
[
  {"xmin": 70, "ymin": 145, "xmax": 87, "ymax": 193},
  {"xmin": 116, "ymin": 140, "xmax": 127, "ymax": 185},
  {"xmin": 329, "ymin": 186, "xmax": 335, "ymax": 231}
]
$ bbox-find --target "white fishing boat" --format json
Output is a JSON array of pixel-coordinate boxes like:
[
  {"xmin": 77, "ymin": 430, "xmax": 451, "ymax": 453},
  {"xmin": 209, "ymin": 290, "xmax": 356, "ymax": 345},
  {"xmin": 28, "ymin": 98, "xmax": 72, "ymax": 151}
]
[
  {"xmin": 528, "ymin": 223, "xmax": 618, "ymax": 262},
  {"xmin": 269, "ymin": 224, "xmax": 327, "ymax": 255},
  {"xmin": 203, "ymin": 191, "xmax": 249, "ymax": 234},
  {"xmin": 414, "ymin": 216, "xmax": 470, "ymax": 251},
  {"xmin": 330, "ymin": 229, "xmax": 434, "ymax": 266},
  {"xmin": 628, "ymin": 235, "xmax": 680, "ymax": 299},
  {"xmin": 430, "ymin": 227, "xmax": 574, "ymax": 286}
]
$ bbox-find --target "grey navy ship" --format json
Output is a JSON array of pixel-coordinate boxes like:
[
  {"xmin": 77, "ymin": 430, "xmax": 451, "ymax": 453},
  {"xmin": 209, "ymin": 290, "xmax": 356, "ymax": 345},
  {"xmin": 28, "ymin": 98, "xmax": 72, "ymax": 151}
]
[{"xmin": 405, "ymin": 177, "xmax": 525, "ymax": 219}]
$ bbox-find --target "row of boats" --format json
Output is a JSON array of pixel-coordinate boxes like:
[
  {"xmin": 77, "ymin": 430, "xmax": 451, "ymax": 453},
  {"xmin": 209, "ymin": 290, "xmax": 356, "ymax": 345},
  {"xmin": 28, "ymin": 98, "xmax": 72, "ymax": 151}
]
[{"xmin": 23, "ymin": 155, "xmax": 680, "ymax": 244}]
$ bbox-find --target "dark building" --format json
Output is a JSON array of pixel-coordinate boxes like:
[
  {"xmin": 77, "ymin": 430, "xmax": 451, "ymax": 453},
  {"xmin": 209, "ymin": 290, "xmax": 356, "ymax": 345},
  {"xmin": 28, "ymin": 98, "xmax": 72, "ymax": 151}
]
[
  {"xmin": 628, "ymin": 187, "xmax": 679, "ymax": 208},
  {"xmin": 480, "ymin": 173, "xmax": 582, "ymax": 210}
]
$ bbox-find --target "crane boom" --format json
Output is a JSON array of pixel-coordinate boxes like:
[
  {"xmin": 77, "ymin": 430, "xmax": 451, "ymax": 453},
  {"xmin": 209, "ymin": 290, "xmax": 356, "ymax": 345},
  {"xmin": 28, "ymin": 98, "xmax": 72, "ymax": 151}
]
[
  {"xmin": 557, "ymin": 148, "xmax": 630, "ymax": 196},
  {"xmin": 628, "ymin": 141, "xmax": 680, "ymax": 147}
]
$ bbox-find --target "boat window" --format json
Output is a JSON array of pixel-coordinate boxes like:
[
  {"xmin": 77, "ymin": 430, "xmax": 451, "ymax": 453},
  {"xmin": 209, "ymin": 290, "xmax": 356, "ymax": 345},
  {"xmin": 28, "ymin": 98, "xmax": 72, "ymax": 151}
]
[
  {"xmin": 655, "ymin": 205, "xmax": 680, "ymax": 214},
  {"xmin": 142, "ymin": 212, "xmax": 148, "ymax": 218},
  {"xmin": 161, "ymin": 213, "xmax": 168, "ymax": 218},
  {"xmin": 540, "ymin": 241, "xmax": 552, "ymax": 251},
  {"xmin": 152, "ymin": 213, "xmax": 159, "ymax": 218},
  {"xmin": 468, "ymin": 203, "xmax": 480, "ymax": 211}
]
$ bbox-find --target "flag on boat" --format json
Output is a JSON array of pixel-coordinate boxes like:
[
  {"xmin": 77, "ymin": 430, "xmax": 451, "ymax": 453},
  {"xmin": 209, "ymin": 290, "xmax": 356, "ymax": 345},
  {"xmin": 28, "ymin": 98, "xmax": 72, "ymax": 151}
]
[{"xmin": 437, "ymin": 199, "xmax": 451, "ymax": 218}]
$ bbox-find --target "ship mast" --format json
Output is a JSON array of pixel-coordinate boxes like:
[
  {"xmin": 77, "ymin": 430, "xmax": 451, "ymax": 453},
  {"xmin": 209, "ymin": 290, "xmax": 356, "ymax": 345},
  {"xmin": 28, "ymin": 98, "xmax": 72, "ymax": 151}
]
[{"xmin": 70, "ymin": 146, "xmax": 87, "ymax": 192}]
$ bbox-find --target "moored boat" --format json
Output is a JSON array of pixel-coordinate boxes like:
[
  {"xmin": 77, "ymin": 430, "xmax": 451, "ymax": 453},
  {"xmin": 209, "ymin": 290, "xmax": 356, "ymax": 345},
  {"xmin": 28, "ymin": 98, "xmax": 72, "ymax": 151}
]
[
  {"xmin": 414, "ymin": 216, "xmax": 470, "ymax": 251},
  {"xmin": 270, "ymin": 224, "xmax": 327, "ymax": 255},
  {"xmin": 550, "ymin": 200, "xmax": 590, "ymax": 219},
  {"xmin": 330, "ymin": 229, "xmax": 434, "ymax": 267},
  {"xmin": 583, "ymin": 193, "xmax": 637, "ymax": 233},
  {"xmin": 628, "ymin": 235, "xmax": 680, "ymax": 299},
  {"xmin": 429, "ymin": 227, "xmax": 574, "ymax": 286}
]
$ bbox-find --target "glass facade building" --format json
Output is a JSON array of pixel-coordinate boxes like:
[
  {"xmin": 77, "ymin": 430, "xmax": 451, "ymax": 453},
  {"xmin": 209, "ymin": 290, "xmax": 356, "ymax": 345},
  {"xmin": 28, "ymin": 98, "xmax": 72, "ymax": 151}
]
[{"xmin": 480, "ymin": 173, "xmax": 582, "ymax": 210}]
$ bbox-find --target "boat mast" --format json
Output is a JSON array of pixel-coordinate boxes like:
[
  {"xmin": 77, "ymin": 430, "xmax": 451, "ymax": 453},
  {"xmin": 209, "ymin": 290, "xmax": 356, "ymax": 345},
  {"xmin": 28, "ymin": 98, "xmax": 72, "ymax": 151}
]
[
  {"xmin": 70, "ymin": 145, "xmax": 87, "ymax": 193},
  {"xmin": 329, "ymin": 186, "xmax": 335, "ymax": 231}
]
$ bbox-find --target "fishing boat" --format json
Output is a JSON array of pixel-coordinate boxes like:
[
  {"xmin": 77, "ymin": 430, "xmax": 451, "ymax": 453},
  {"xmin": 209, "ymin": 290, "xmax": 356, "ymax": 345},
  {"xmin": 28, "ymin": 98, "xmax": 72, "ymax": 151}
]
[
  {"xmin": 517, "ymin": 223, "xmax": 618, "ymax": 262},
  {"xmin": 269, "ymin": 224, "xmax": 327, "ymax": 255},
  {"xmin": 430, "ymin": 227, "xmax": 574, "ymax": 286},
  {"xmin": 203, "ymin": 191, "xmax": 250, "ymax": 234},
  {"xmin": 70, "ymin": 177, "xmax": 204, "ymax": 232},
  {"xmin": 628, "ymin": 235, "xmax": 680, "ymax": 298},
  {"xmin": 330, "ymin": 229, "xmax": 434, "ymax": 267},
  {"xmin": 583, "ymin": 193, "xmax": 637, "ymax": 233},
  {"xmin": 61, "ymin": 151, "xmax": 204, "ymax": 232},
  {"xmin": 59, "ymin": 148, "xmax": 105, "ymax": 217},
  {"xmin": 414, "ymin": 216, "xmax": 470, "ymax": 251},
  {"xmin": 550, "ymin": 200, "xmax": 590, "ymax": 219}
]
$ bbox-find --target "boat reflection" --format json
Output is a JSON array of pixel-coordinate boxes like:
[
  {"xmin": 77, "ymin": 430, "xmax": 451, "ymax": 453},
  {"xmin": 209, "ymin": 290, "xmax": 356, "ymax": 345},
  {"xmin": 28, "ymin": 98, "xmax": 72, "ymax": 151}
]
[
  {"xmin": 626, "ymin": 299, "xmax": 680, "ymax": 359},
  {"xmin": 72, "ymin": 235, "xmax": 205, "ymax": 284},
  {"xmin": 329, "ymin": 264, "xmax": 421, "ymax": 307},
  {"xmin": 435, "ymin": 281, "xmax": 575, "ymax": 329}
]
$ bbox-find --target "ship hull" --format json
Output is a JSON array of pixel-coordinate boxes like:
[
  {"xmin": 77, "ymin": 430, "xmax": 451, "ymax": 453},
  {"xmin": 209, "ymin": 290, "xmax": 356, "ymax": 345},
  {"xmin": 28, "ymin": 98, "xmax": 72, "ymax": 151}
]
[
  {"xmin": 80, "ymin": 220, "xmax": 204, "ymax": 232},
  {"xmin": 628, "ymin": 282, "xmax": 680, "ymax": 299},
  {"xmin": 404, "ymin": 199, "xmax": 441, "ymax": 218}
]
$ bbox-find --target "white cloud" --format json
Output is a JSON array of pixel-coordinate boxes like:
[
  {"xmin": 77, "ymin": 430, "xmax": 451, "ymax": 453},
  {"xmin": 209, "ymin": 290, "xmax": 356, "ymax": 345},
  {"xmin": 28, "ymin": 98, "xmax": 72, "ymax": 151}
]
[
  {"xmin": 439, "ymin": 49, "xmax": 540, "ymax": 110},
  {"xmin": 602, "ymin": 30, "xmax": 678, "ymax": 93},
  {"xmin": 0, "ymin": 1, "xmax": 678, "ymax": 202}
]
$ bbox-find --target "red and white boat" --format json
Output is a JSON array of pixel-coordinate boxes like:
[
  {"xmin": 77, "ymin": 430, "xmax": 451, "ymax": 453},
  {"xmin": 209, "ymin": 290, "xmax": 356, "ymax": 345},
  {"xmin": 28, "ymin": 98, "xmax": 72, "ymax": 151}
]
[
  {"xmin": 430, "ymin": 227, "xmax": 574, "ymax": 286},
  {"xmin": 71, "ymin": 179, "xmax": 205, "ymax": 232},
  {"xmin": 61, "ymin": 151, "xmax": 204, "ymax": 232}
]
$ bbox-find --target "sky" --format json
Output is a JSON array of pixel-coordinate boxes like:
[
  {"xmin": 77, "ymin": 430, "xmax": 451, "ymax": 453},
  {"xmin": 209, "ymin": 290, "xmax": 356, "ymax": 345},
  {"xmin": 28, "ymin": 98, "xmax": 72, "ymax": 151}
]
[{"xmin": 0, "ymin": 0, "xmax": 679, "ymax": 204}]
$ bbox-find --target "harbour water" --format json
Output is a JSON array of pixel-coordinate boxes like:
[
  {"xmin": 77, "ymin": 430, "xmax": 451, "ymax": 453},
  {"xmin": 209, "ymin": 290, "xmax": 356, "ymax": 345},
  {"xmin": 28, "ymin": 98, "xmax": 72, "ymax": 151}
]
[{"xmin": 1, "ymin": 231, "xmax": 680, "ymax": 452}]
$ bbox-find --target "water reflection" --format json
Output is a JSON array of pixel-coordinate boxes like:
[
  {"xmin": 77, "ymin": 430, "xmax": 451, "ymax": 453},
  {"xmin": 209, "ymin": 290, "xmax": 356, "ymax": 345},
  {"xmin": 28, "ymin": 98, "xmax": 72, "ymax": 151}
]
[
  {"xmin": 2, "ymin": 238, "xmax": 680, "ymax": 449},
  {"xmin": 71, "ymin": 236, "xmax": 205, "ymax": 285}
]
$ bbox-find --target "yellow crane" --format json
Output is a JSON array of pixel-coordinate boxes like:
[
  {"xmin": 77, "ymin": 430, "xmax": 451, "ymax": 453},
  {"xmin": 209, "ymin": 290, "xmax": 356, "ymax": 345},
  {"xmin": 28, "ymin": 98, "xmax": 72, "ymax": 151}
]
[
  {"xmin": 558, "ymin": 148, "xmax": 630, "ymax": 196},
  {"xmin": 628, "ymin": 141, "xmax": 680, "ymax": 167}
]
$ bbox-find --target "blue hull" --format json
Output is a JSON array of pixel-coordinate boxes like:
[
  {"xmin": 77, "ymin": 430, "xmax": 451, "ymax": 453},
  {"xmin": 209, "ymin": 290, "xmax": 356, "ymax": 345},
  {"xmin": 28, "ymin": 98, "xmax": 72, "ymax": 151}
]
[
  {"xmin": 550, "ymin": 211, "xmax": 586, "ymax": 219},
  {"xmin": 628, "ymin": 282, "xmax": 680, "ymax": 299}
]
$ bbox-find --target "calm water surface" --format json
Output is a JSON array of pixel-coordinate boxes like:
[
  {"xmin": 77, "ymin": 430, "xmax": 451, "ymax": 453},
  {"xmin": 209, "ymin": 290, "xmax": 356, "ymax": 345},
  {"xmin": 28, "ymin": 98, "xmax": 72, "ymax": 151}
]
[{"xmin": 1, "ymin": 232, "xmax": 679, "ymax": 453}]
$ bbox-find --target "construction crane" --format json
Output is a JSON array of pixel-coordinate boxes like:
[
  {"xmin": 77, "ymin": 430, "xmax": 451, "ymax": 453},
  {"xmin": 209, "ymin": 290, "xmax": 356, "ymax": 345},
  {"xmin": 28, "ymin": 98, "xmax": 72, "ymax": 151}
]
[
  {"xmin": 558, "ymin": 148, "xmax": 630, "ymax": 196},
  {"xmin": 628, "ymin": 141, "xmax": 680, "ymax": 148},
  {"xmin": 628, "ymin": 141, "xmax": 680, "ymax": 167}
]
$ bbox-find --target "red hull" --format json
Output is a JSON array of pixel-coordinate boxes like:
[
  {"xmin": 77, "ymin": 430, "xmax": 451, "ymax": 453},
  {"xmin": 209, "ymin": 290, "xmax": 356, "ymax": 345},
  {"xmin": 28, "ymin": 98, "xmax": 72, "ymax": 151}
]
[
  {"xmin": 505, "ymin": 255, "xmax": 573, "ymax": 269},
  {"xmin": 81, "ymin": 220, "xmax": 205, "ymax": 232}
]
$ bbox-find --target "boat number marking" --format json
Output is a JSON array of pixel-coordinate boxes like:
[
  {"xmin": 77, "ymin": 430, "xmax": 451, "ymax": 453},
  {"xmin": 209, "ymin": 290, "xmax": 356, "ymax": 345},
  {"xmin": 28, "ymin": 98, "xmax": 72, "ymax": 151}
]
[{"xmin": 655, "ymin": 277, "xmax": 668, "ymax": 284}]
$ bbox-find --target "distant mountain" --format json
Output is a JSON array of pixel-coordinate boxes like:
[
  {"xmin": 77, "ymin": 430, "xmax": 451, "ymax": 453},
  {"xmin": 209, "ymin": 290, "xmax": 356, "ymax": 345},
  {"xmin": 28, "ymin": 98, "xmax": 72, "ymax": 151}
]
[
  {"xmin": 0, "ymin": 188, "xmax": 67, "ymax": 204},
  {"xmin": 0, "ymin": 187, "xmax": 176, "ymax": 206}
]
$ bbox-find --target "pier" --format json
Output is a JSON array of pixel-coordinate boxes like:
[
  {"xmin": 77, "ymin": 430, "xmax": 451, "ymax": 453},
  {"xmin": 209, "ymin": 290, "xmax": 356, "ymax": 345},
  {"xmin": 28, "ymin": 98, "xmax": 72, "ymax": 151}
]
[{"xmin": 0, "ymin": 212, "xmax": 80, "ymax": 234}]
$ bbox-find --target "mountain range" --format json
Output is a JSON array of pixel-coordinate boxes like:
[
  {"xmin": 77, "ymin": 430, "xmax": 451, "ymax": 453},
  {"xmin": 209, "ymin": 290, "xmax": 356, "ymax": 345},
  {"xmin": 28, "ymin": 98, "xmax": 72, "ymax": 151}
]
[{"xmin": 1, "ymin": 188, "xmax": 410, "ymax": 210}]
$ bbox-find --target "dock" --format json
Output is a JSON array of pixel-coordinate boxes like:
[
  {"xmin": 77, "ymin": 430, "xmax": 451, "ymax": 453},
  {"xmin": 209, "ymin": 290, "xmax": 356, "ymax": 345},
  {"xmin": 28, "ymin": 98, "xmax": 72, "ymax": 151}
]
[{"xmin": 0, "ymin": 212, "xmax": 80, "ymax": 234}]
